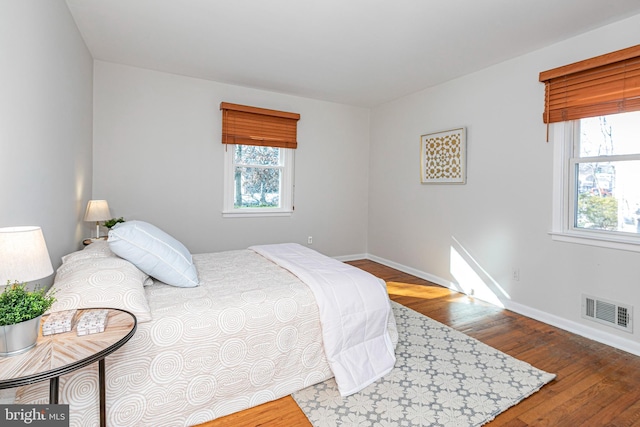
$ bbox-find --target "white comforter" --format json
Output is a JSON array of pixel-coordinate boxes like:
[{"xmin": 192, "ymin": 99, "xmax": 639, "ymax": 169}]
[{"xmin": 251, "ymin": 243, "xmax": 396, "ymax": 396}]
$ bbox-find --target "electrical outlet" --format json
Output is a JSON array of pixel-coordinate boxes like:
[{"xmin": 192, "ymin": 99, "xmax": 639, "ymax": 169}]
[
  {"xmin": 307, "ymin": 236, "xmax": 313, "ymax": 245},
  {"xmin": 512, "ymin": 267, "xmax": 520, "ymax": 282}
]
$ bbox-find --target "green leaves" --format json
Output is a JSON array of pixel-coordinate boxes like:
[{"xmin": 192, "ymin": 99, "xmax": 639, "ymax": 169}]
[
  {"xmin": 0, "ymin": 281, "xmax": 56, "ymax": 326},
  {"xmin": 577, "ymin": 193, "xmax": 619, "ymax": 230},
  {"xmin": 104, "ymin": 217, "xmax": 125, "ymax": 229}
]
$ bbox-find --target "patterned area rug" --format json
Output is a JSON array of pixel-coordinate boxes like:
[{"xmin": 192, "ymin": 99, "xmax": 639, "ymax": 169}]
[{"xmin": 293, "ymin": 301, "xmax": 555, "ymax": 427}]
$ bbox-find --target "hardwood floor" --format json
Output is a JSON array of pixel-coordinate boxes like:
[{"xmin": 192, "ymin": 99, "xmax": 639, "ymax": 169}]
[{"xmin": 198, "ymin": 260, "xmax": 640, "ymax": 427}]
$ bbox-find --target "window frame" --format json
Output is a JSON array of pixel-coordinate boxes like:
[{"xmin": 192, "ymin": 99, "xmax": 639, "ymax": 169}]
[
  {"xmin": 550, "ymin": 121, "xmax": 640, "ymax": 252},
  {"xmin": 222, "ymin": 144, "xmax": 295, "ymax": 218}
]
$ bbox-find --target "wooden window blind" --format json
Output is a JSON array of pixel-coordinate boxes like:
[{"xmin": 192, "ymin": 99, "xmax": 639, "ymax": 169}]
[
  {"xmin": 539, "ymin": 44, "xmax": 640, "ymax": 124},
  {"xmin": 220, "ymin": 102, "xmax": 300, "ymax": 149}
]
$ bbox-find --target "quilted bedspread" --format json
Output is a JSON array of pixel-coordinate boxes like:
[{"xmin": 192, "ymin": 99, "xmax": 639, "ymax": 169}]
[{"xmin": 15, "ymin": 249, "xmax": 397, "ymax": 426}]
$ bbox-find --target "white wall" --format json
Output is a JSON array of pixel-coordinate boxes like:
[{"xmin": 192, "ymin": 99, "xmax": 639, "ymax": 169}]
[
  {"xmin": 368, "ymin": 14, "xmax": 640, "ymax": 353},
  {"xmin": 0, "ymin": 0, "xmax": 93, "ymax": 280},
  {"xmin": 93, "ymin": 61, "xmax": 370, "ymax": 257}
]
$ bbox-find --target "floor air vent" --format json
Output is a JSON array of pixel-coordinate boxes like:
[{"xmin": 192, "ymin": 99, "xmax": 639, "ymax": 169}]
[{"xmin": 582, "ymin": 294, "xmax": 632, "ymax": 333}]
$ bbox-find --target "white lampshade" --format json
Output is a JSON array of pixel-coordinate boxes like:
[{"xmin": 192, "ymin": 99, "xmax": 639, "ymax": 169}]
[
  {"xmin": 0, "ymin": 226, "xmax": 54, "ymax": 284},
  {"xmin": 84, "ymin": 200, "xmax": 112, "ymax": 222}
]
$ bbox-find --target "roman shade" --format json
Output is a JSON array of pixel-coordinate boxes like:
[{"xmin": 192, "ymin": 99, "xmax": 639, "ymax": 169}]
[
  {"xmin": 220, "ymin": 102, "xmax": 300, "ymax": 149},
  {"xmin": 539, "ymin": 44, "xmax": 640, "ymax": 125}
]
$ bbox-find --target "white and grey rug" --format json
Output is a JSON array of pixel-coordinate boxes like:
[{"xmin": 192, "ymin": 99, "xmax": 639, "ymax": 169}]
[{"xmin": 293, "ymin": 301, "xmax": 555, "ymax": 427}]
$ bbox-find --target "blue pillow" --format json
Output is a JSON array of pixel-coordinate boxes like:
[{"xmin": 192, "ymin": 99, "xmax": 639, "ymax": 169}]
[{"xmin": 108, "ymin": 221, "xmax": 199, "ymax": 288}]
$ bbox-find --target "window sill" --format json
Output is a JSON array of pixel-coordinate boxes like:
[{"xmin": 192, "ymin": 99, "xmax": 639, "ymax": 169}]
[
  {"xmin": 222, "ymin": 210, "xmax": 293, "ymax": 218},
  {"xmin": 549, "ymin": 231, "xmax": 640, "ymax": 253}
]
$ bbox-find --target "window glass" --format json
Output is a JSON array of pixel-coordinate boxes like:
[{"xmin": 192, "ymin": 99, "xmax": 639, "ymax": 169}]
[
  {"xmin": 579, "ymin": 113, "xmax": 640, "ymax": 157},
  {"xmin": 223, "ymin": 144, "xmax": 293, "ymax": 216},
  {"xmin": 234, "ymin": 144, "xmax": 280, "ymax": 166},
  {"xmin": 233, "ymin": 145, "xmax": 282, "ymax": 209},
  {"xmin": 573, "ymin": 112, "xmax": 640, "ymax": 236}
]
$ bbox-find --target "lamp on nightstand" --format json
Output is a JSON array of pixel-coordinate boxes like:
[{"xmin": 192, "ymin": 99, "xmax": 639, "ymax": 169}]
[
  {"xmin": 0, "ymin": 226, "xmax": 54, "ymax": 285},
  {"xmin": 84, "ymin": 200, "xmax": 111, "ymax": 239},
  {"xmin": 0, "ymin": 226, "xmax": 54, "ymax": 356}
]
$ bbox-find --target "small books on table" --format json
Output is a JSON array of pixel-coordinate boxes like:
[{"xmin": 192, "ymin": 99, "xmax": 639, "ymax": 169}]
[
  {"xmin": 42, "ymin": 309, "xmax": 77, "ymax": 336},
  {"xmin": 76, "ymin": 309, "xmax": 109, "ymax": 336}
]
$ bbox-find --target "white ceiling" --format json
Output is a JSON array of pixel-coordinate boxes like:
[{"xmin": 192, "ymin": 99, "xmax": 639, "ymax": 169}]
[{"xmin": 65, "ymin": 0, "xmax": 640, "ymax": 107}]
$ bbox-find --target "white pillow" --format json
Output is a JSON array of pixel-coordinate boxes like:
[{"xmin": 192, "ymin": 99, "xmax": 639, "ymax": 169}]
[
  {"xmin": 48, "ymin": 256, "xmax": 152, "ymax": 323},
  {"xmin": 107, "ymin": 221, "xmax": 199, "ymax": 288}
]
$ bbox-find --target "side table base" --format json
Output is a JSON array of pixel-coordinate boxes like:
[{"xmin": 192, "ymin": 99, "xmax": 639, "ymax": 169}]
[{"xmin": 49, "ymin": 376, "xmax": 59, "ymax": 404}]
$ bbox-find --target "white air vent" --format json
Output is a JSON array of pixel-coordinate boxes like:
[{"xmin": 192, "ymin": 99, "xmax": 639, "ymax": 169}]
[{"xmin": 582, "ymin": 294, "xmax": 633, "ymax": 333}]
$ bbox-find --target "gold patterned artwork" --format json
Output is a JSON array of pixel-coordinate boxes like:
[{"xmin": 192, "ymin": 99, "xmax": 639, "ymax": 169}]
[{"xmin": 420, "ymin": 128, "xmax": 466, "ymax": 184}]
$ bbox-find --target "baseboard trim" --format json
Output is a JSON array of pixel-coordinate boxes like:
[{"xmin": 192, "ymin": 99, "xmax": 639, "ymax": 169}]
[
  {"xmin": 334, "ymin": 253, "xmax": 368, "ymax": 262},
  {"xmin": 366, "ymin": 254, "xmax": 458, "ymax": 289},
  {"xmin": 365, "ymin": 253, "xmax": 640, "ymax": 357}
]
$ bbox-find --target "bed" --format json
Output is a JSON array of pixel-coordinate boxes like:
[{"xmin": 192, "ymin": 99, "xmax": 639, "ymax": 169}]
[{"xmin": 14, "ymin": 222, "xmax": 397, "ymax": 427}]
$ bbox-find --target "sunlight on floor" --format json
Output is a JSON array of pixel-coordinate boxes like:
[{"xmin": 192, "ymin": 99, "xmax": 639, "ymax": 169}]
[
  {"xmin": 386, "ymin": 281, "xmax": 454, "ymax": 299},
  {"xmin": 450, "ymin": 237, "xmax": 510, "ymax": 308}
]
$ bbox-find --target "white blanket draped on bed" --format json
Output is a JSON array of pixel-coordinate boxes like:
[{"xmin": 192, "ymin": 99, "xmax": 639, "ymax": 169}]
[{"xmin": 250, "ymin": 243, "xmax": 396, "ymax": 396}]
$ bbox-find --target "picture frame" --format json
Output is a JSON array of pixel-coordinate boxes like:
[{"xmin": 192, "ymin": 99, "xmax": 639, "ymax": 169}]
[{"xmin": 420, "ymin": 127, "xmax": 466, "ymax": 184}]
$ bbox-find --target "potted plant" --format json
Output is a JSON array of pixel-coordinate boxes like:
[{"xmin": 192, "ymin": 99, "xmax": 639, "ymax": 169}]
[
  {"xmin": 103, "ymin": 217, "xmax": 125, "ymax": 229},
  {"xmin": 0, "ymin": 281, "xmax": 56, "ymax": 357}
]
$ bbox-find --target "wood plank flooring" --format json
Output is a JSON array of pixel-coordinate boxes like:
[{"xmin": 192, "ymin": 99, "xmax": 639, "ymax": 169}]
[{"xmin": 198, "ymin": 260, "xmax": 640, "ymax": 427}]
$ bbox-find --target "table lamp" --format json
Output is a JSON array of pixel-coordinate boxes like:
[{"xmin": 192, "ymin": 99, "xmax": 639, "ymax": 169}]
[
  {"xmin": 0, "ymin": 226, "xmax": 54, "ymax": 286},
  {"xmin": 84, "ymin": 200, "xmax": 111, "ymax": 239}
]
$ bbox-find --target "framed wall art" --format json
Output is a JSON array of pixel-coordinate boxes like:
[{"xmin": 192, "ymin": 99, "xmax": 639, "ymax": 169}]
[{"xmin": 420, "ymin": 127, "xmax": 466, "ymax": 184}]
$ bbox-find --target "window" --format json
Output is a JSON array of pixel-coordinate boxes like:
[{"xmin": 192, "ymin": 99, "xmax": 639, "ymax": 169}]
[
  {"xmin": 223, "ymin": 144, "xmax": 294, "ymax": 217},
  {"xmin": 541, "ymin": 45, "xmax": 640, "ymax": 251},
  {"xmin": 219, "ymin": 102, "xmax": 300, "ymax": 217},
  {"xmin": 551, "ymin": 112, "xmax": 640, "ymax": 251}
]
